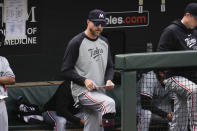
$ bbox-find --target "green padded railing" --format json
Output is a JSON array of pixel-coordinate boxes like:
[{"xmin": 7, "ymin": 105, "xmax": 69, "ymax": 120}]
[{"xmin": 115, "ymin": 50, "xmax": 197, "ymax": 131}]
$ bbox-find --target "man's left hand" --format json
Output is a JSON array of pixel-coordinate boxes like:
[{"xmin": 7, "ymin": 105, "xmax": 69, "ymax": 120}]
[{"xmin": 104, "ymin": 80, "xmax": 115, "ymax": 90}]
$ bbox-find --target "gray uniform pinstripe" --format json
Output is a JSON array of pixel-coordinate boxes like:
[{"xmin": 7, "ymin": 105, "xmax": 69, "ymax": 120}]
[
  {"xmin": 164, "ymin": 76, "xmax": 197, "ymax": 131},
  {"xmin": 78, "ymin": 91, "xmax": 115, "ymax": 131},
  {"xmin": 42, "ymin": 111, "xmax": 84, "ymax": 131},
  {"xmin": 0, "ymin": 100, "xmax": 8, "ymax": 131},
  {"xmin": 137, "ymin": 71, "xmax": 171, "ymax": 131},
  {"xmin": 0, "ymin": 56, "xmax": 15, "ymax": 131}
]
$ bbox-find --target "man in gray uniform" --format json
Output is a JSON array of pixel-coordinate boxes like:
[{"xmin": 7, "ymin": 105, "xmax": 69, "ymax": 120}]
[
  {"xmin": 61, "ymin": 9, "xmax": 116, "ymax": 131},
  {"xmin": 158, "ymin": 3, "xmax": 197, "ymax": 131},
  {"xmin": 0, "ymin": 56, "xmax": 15, "ymax": 131},
  {"xmin": 137, "ymin": 71, "xmax": 172, "ymax": 131}
]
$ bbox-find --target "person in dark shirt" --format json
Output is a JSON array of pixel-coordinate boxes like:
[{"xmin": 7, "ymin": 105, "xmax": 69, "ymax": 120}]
[
  {"xmin": 158, "ymin": 6, "xmax": 197, "ymax": 51},
  {"xmin": 42, "ymin": 81, "xmax": 84, "ymax": 131},
  {"xmin": 157, "ymin": 3, "xmax": 197, "ymax": 131}
]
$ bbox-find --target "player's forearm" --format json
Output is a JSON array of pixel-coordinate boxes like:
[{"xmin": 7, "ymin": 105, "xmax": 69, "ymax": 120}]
[
  {"xmin": 104, "ymin": 53, "xmax": 114, "ymax": 83},
  {"xmin": 142, "ymin": 101, "xmax": 168, "ymax": 118},
  {"xmin": 151, "ymin": 106, "xmax": 168, "ymax": 118},
  {"xmin": 141, "ymin": 95, "xmax": 168, "ymax": 118},
  {"xmin": 104, "ymin": 67, "xmax": 114, "ymax": 83},
  {"xmin": 0, "ymin": 76, "xmax": 15, "ymax": 85}
]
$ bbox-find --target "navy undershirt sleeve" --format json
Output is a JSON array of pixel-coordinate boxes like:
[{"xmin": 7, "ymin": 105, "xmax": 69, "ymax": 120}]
[
  {"xmin": 103, "ymin": 39, "xmax": 114, "ymax": 83},
  {"xmin": 141, "ymin": 95, "xmax": 168, "ymax": 118},
  {"xmin": 61, "ymin": 34, "xmax": 86, "ymax": 86}
]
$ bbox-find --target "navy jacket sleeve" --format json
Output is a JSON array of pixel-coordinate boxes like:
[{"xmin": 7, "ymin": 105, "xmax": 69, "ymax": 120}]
[
  {"xmin": 104, "ymin": 40, "xmax": 114, "ymax": 83},
  {"xmin": 61, "ymin": 36, "xmax": 86, "ymax": 86}
]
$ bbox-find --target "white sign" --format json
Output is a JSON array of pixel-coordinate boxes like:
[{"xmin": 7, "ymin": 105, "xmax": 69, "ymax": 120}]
[{"xmin": 4, "ymin": 0, "xmax": 27, "ymax": 39}]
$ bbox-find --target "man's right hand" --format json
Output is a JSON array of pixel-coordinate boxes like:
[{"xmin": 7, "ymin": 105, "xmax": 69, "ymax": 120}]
[
  {"xmin": 80, "ymin": 119, "xmax": 85, "ymax": 126},
  {"xmin": 84, "ymin": 79, "xmax": 98, "ymax": 91},
  {"xmin": 167, "ymin": 112, "xmax": 173, "ymax": 121}
]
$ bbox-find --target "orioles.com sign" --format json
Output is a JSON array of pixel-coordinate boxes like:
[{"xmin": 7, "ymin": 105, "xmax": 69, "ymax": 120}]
[{"xmin": 105, "ymin": 11, "xmax": 149, "ymax": 28}]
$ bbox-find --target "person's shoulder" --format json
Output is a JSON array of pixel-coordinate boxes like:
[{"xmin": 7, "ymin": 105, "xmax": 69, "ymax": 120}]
[
  {"xmin": 167, "ymin": 24, "xmax": 180, "ymax": 32},
  {"xmin": 162, "ymin": 24, "xmax": 176, "ymax": 34},
  {"xmin": 143, "ymin": 71, "xmax": 156, "ymax": 77},
  {"xmin": 0, "ymin": 56, "xmax": 7, "ymax": 61},
  {"xmin": 72, "ymin": 32, "xmax": 85, "ymax": 40},
  {"xmin": 98, "ymin": 35, "xmax": 109, "ymax": 44},
  {"xmin": 69, "ymin": 32, "xmax": 85, "ymax": 44},
  {"xmin": 164, "ymin": 20, "xmax": 181, "ymax": 32},
  {"xmin": 193, "ymin": 29, "xmax": 197, "ymax": 34},
  {"xmin": 160, "ymin": 24, "xmax": 177, "ymax": 38},
  {"xmin": 99, "ymin": 35, "xmax": 108, "ymax": 41},
  {"xmin": 67, "ymin": 32, "xmax": 86, "ymax": 48},
  {"xmin": 0, "ymin": 56, "xmax": 9, "ymax": 65}
]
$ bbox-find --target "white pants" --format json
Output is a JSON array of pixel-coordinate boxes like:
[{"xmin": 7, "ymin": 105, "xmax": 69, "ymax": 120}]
[
  {"xmin": 0, "ymin": 100, "xmax": 8, "ymax": 131},
  {"xmin": 137, "ymin": 108, "xmax": 152, "ymax": 131},
  {"xmin": 78, "ymin": 91, "xmax": 116, "ymax": 131},
  {"xmin": 42, "ymin": 111, "xmax": 84, "ymax": 131}
]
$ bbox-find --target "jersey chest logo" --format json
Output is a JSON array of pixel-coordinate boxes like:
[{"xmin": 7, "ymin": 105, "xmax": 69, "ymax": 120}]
[
  {"xmin": 88, "ymin": 47, "xmax": 103, "ymax": 60},
  {"xmin": 185, "ymin": 35, "xmax": 197, "ymax": 49}
]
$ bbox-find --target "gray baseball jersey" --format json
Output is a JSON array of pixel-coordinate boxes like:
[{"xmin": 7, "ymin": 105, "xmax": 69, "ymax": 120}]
[
  {"xmin": 0, "ymin": 56, "xmax": 15, "ymax": 131},
  {"xmin": 137, "ymin": 71, "xmax": 168, "ymax": 106},
  {"xmin": 61, "ymin": 32, "xmax": 115, "ymax": 131},
  {"xmin": 71, "ymin": 37, "xmax": 108, "ymax": 101},
  {"xmin": 61, "ymin": 32, "xmax": 114, "ymax": 102},
  {"xmin": 164, "ymin": 76, "xmax": 197, "ymax": 131},
  {"xmin": 137, "ymin": 71, "xmax": 171, "ymax": 131},
  {"xmin": 0, "ymin": 56, "xmax": 15, "ymax": 99}
]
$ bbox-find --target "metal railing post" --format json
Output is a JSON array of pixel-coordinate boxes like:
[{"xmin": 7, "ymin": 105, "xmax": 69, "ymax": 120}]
[{"xmin": 121, "ymin": 71, "xmax": 136, "ymax": 131}]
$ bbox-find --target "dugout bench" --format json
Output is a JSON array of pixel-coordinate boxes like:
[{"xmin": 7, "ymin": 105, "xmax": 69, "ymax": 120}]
[
  {"xmin": 6, "ymin": 80, "xmax": 170, "ymax": 130},
  {"xmin": 6, "ymin": 81, "xmax": 121, "ymax": 130}
]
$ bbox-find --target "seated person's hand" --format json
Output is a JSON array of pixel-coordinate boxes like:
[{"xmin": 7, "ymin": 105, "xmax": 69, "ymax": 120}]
[
  {"xmin": 105, "ymin": 80, "xmax": 115, "ymax": 90},
  {"xmin": 167, "ymin": 112, "xmax": 173, "ymax": 121},
  {"xmin": 84, "ymin": 79, "xmax": 98, "ymax": 91},
  {"xmin": 80, "ymin": 119, "xmax": 85, "ymax": 126}
]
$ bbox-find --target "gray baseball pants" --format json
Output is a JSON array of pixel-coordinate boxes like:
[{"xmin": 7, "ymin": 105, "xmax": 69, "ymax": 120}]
[
  {"xmin": 42, "ymin": 111, "xmax": 84, "ymax": 131},
  {"xmin": 137, "ymin": 108, "xmax": 152, "ymax": 131},
  {"xmin": 78, "ymin": 91, "xmax": 116, "ymax": 131},
  {"xmin": 0, "ymin": 100, "xmax": 8, "ymax": 131},
  {"xmin": 164, "ymin": 76, "xmax": 197, "ymax": 131}
]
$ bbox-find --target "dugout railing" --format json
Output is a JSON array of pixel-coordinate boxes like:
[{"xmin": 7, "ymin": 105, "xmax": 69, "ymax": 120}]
[{"xmin": 115, "ymin": 50, "xmax": 197, "ymax": 131}]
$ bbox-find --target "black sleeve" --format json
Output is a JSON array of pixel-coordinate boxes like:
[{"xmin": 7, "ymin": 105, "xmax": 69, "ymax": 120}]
[
  {"xmin": 61, "ymin": 37, "xmax": 86, "ymax": 86},
  {"xmin": 170, "ymin": 99, "xmax": 174, "ymax": 112},
  {"xmin": 104, "ymin": 41, "xmax": 114, "ymax": 83},
  {"xmin": 141, "ymin": 95, "xmax": 168, "ymax": 118},
  {"xmin": 157, "ymin": 28, "xmax": 176, "ymax": 51},
  {"xmin": 0, "ymin": 31, "xmax": 5, "ymax": 45},
  {"xmin": 56, "ymin": 83, "xmax": 81, "ymax": 125}
]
